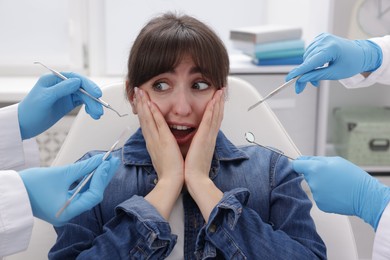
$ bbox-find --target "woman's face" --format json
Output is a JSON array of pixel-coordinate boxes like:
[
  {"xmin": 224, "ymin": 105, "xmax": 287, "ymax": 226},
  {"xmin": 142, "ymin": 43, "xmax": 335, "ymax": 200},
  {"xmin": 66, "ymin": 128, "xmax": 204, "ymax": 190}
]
[{"xmin": 131, "ymin": 56, "xmax": 218, "ymax": 157}]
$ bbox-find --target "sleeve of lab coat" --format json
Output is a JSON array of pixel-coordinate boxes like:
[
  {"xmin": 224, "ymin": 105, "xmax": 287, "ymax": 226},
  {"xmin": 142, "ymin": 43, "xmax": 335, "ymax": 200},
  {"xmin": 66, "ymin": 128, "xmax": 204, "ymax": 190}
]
[
  {"xmin": 372, "ymin": 202, "xmax": 390, "ymax": 260},
  {"xmin": 339, "ymin": 35, "xmax": 390, "ymax": 88},
  {"xmin": 0, "ymin": 104, "xmax": 38, "ymax": 257},
  {"xmin": 0, "ymin": 170, "xmax": 34, "ymax": 257},
  {"xmin": 0, "ymin": 104, "xmax": 39, "ymax": 171}
]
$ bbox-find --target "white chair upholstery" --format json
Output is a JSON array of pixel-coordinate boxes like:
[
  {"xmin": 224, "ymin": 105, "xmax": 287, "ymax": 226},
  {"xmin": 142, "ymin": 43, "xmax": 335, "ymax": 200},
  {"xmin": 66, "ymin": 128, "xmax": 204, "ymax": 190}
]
[{"xmin": 7, "ymin": 77, "xmax": 358, "ymax": 260}]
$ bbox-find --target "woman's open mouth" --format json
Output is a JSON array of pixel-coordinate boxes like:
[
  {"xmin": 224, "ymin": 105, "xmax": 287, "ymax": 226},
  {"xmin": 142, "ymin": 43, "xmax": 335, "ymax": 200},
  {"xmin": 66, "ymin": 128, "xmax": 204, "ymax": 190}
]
[{"xmin": 169, "ymin": 125, "xmax": 196, "ymax": 144}]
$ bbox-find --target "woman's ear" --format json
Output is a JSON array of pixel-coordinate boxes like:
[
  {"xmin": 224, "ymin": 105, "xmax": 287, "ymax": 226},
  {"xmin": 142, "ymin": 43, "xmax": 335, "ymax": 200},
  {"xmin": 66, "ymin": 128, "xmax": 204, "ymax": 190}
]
[{"xmin": 126, "ymin": 80, "xmax": 138, "ymax": 114}]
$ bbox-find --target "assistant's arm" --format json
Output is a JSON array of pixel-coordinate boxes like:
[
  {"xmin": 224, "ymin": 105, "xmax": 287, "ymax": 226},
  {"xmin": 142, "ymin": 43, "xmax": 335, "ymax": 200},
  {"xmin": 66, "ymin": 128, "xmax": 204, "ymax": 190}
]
[
  {"xmin": 286, "ymin": 33, "xmax": 384, "ymax": 93},
  {"xmin": 0, "ymin": 171, "xmax": 34, "ymax": 257},
  {"xmin": 0, "ymin": 104, "xmax": 40, "ymax": 170},
  {"xmin": 340, "ymin": 35, "xmax": 390, "ymax": 88},
  {"xmin": 0, "ymin": 104, "xmax": 37, "ymax": 257},
  {"xmin": 293, "ymin": 156, "xmax": 390, "ymax": 230}
]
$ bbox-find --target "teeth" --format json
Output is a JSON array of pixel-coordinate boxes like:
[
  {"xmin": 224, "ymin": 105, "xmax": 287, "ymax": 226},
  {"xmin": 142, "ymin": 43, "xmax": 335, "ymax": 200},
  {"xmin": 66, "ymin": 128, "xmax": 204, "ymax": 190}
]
[{"xmin": 170, "ymin": 125, "xmax": 190, "ymax": 130}]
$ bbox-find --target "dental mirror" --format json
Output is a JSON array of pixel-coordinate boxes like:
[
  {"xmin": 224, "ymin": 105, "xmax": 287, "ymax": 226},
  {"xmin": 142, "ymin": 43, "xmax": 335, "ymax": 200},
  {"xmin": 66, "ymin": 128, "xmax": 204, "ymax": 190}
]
[{"xmin": 245, "ymin": 132, "xmax": 295, "ymax": 160}]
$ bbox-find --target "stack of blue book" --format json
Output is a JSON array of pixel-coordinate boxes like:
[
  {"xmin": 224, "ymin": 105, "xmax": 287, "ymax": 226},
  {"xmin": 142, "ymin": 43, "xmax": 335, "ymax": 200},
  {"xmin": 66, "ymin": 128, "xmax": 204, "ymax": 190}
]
[{"xmin": 230, "ymin": 25, "xmax": 304, "ymax": 66}]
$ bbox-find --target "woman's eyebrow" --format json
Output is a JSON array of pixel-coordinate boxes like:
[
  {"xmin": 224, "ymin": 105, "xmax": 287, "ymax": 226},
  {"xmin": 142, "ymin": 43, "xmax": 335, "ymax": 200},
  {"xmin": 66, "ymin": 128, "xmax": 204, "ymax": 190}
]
[
  {"xmin": 189, "ymin": 66, "xmax": 202, "ymax": 74},
  {"xmin": 167, "ymin": 66, "xmax": 201, "ymax": 75}
]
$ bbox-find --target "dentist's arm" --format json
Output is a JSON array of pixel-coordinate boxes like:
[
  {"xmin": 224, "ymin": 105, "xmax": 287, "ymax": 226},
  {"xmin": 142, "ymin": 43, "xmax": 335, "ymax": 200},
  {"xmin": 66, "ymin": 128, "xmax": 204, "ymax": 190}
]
[
  {"xmin": 286, "ymin": 33, "xmax": 383, "ymax": 94},
  {"xmin": 293, "ymin": 156, "xmax": 390, "ymax": 230},
  {"xmin": 19, "ymin": 154, "xmax": 120, "ymax": 226},
  {"xmin": 18, "ymin": 73, "xmax": 104, "ymax": 140}
]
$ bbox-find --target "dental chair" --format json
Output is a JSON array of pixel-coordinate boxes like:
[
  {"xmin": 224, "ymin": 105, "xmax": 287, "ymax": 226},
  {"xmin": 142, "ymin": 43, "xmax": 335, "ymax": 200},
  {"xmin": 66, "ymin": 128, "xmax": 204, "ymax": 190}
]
[{"xmin": 7, "ymin": 77, "xmax": 358, "ymax": 260}]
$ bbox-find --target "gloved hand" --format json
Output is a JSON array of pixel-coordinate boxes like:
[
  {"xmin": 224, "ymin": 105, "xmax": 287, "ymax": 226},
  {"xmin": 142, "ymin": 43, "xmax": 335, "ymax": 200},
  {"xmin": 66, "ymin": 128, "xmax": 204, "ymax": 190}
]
[
  {"xmin": 286, "ymin": 33, "xmax": 383, "ymax": 94},
  {"xmin": 18, "ymin": 73, "xmax": 104, "ymax": 139},
  {"xmin": 293, "ymin": 156, "xmax": 390, "ymax": 230},
  {"xmin": 19, "ymin": 154, "xmax": 120, "ymax": 226}
]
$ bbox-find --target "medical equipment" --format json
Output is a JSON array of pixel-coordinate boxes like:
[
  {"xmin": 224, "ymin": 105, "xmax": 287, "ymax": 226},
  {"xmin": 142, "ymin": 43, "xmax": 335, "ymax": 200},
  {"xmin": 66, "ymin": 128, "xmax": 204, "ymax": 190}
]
[
  {"xmin": 245, "ymin": 131, "xmax": 295, "ymax": 160},
  {"xmin": 34, "ymin": 61, "xmax": 128, "ymax": 118},
  {"xmin": 55, "ymin": 127, "xmax": 130, "ymax": 218},
  {"xmin": 247, "ymin": 77, "xmax": 299, "ymax": 111}
]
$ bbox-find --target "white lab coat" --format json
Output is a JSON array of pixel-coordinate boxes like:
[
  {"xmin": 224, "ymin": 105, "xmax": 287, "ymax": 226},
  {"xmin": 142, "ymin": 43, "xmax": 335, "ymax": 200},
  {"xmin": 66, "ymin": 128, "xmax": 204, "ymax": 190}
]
[
  {"xmin": 340, "ymin": 35, "xmax": 390, "ymax": 260},
  {"xmin": 0, "ymin": 104, "xmax": 39, "ymax": 257}
]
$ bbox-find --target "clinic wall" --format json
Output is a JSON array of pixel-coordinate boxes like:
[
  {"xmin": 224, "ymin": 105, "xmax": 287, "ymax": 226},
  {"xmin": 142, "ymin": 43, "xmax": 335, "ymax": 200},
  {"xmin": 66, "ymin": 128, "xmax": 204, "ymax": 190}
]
[
  {"xmin": 99, "ymin": 0, "xmax": 267, "ymax": 76},
  {"xmin": 264, "ymin": 0, "xmax": 331, "ymax": 45},
  {"xmin": 0, "ymin": 0, "xmax": 335, "ymax": 77},
  {"xmin": 0, "ymin": 0, "xmax": 86, "ymax": 76}
]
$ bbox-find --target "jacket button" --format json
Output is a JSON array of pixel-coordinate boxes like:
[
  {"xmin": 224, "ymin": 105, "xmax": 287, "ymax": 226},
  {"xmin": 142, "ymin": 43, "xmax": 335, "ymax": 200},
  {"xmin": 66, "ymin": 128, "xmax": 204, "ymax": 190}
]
[
  {"xmin": 153, "ymin": 178, "xmax": 158, "ymax": 185},
  {"xmin": 209, "ymin": 224, "xmax": 217, "ymax": 233}
]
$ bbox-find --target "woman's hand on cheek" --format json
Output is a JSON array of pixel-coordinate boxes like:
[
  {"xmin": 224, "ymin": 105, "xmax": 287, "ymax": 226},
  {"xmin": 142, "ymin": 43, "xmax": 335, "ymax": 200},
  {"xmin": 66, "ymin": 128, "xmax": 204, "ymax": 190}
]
[
  {"xmin": 134, "ymin": 88, "xmax": 184, "ymax": 220},
  {"xmin": 185, "ymin": 89, "xmax": 224, "ymax": 180},
  {"xmin": 134, "ymin": 87, "xmax": 184, "ymax": 186},
  {"xmin": 184, "ymin": 88, "xmax": 225, "ymax": 222}
]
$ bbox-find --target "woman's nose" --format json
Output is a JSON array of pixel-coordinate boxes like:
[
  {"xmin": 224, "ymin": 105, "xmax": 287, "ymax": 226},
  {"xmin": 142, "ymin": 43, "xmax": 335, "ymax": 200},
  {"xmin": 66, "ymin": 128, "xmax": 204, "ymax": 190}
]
[{"xmin": 172, "ymin": 91, "xmax": 192, "ymax": 116}]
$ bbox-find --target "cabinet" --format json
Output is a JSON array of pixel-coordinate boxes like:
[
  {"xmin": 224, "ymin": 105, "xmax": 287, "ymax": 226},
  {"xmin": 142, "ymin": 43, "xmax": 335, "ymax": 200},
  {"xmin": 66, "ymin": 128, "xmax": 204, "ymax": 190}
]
[{"xmin": 230, "ymin": 54, "xmax": 318, "ymax": 155}]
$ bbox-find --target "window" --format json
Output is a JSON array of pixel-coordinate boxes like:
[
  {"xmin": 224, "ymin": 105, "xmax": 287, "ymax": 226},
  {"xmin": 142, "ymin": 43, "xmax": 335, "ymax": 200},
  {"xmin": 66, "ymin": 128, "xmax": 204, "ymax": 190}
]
[{"xmin": 0, "ymin": 0, "xmax": 85, "ymax": 76}]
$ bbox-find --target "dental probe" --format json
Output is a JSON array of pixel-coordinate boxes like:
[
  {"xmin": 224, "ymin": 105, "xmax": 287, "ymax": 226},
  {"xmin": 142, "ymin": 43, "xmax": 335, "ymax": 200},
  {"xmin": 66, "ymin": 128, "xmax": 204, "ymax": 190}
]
[{"xmin": 34, "ymin": 61, "xmax": 128, "ymax": 117}]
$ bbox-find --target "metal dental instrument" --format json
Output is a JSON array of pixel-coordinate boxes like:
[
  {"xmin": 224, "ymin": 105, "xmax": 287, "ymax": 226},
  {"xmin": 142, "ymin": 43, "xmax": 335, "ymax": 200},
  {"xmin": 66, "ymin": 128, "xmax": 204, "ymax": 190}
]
[
  {"xmin": 34, "ymin": 61, "xmax": 128, "ymax": 117},
  {"xmin": 247, "ymin": 77, "xmax": 300, "ymax": 111},
  {"xmin": 245, "ymin": 132, "xmax": 295, "ymax": 160},
  {"xmin": 55, "ymin": 127, "xmax": 131, "ymax": 218}
]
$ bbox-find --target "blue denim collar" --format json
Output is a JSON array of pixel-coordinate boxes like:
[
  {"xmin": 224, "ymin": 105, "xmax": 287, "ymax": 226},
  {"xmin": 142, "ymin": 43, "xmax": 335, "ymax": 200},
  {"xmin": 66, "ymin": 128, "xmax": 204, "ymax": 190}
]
[{"xmin": 122, "ymin": 128, "xmax": 249, "ymax": 167}]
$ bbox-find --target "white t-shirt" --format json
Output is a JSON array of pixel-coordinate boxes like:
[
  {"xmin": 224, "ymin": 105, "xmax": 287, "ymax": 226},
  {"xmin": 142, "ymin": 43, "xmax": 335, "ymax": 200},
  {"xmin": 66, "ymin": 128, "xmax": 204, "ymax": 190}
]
[{"xmin": 166, "ymin": 195, "xmax": 184, "ymax": 260}]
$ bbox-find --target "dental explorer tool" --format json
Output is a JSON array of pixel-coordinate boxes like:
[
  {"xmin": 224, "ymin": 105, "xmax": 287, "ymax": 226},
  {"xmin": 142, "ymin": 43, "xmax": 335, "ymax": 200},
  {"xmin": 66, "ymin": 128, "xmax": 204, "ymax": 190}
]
[
  {"xmin": 34, "ymin": 61, "xmax": 128, "ymax": 117},
  {"xmin": 247, "ymin": 77, "xmax": 299, "ymax": 111},
  {"xmin": 55, "ymin": 127, "xmax": 131, "ymax": 218}
]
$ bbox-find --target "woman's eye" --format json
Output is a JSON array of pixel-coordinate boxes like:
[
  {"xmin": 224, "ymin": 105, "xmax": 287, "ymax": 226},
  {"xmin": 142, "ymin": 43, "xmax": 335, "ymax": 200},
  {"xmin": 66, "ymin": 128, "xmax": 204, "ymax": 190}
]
[
  {"xmin": 193, "ymin": 82, "xmax": 210, "ymax": 90},
  {"xmin": 152, "ymin": 82, "xmax": 169, "ymax": 91}
]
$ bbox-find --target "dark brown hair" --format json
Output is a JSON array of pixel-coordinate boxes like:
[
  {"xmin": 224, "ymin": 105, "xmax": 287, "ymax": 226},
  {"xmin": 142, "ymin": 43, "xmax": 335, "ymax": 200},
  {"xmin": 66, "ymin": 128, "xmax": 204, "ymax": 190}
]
[{"xmin": 126, "ymin": 12, "xmax": 229, "ymax": 98}]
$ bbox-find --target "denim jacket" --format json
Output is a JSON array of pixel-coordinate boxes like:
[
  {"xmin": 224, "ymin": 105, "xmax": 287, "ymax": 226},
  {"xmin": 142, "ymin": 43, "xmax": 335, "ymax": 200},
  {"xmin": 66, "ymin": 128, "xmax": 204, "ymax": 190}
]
[{"xmin": 49, "ymin": 129, "xmax": 326, "ymax": 260}]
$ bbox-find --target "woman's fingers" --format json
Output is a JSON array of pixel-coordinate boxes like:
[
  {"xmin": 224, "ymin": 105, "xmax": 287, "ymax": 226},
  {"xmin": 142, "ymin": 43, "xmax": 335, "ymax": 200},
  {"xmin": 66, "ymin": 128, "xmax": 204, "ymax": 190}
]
[
  {"xmin": 185, "ymin": 88, "xmax": 225, "ymax": 175},
  {"xmin": 212, "ymin": 88, "xmax": 225, "ymax": 133},
  {"xmin": 134, "ymin": 87, "xmax": 158, "ymax": 141},
  {"xmin": 198, "ymin": 89, "xmax": 224, "ymax": 138}
]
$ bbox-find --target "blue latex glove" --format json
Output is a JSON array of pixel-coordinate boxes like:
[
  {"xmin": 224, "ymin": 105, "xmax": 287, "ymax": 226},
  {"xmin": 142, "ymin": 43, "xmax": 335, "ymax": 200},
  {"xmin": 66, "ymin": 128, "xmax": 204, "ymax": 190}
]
[
  {"xmin": 286, "ymin": 33, "xmax": 383, "ymax": 94},
  {"xmin": 19, "ymin": 154, "xmax": 120, "ymax": 226},
  {"xmin": 293, "ymin": 156, "xmax": 390, "ymax": 230},
  {"xmin": 18, "ymin": 73, "xmax": 104, "ymax": 139}
]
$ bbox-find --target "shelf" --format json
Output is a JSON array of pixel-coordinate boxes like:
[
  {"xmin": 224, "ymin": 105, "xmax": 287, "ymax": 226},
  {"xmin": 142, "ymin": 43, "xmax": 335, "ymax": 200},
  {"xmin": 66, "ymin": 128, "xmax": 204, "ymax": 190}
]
[{"xmin": 229, "ymin": 54, "xmax": 297, "ymax": 74}]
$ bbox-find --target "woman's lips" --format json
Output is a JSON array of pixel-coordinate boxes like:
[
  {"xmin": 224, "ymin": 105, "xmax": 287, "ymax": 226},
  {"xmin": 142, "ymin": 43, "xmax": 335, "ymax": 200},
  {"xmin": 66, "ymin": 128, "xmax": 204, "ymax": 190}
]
[{"xmin": 170, "ymin": 125, "xmax": 196, "ymax": 144}]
